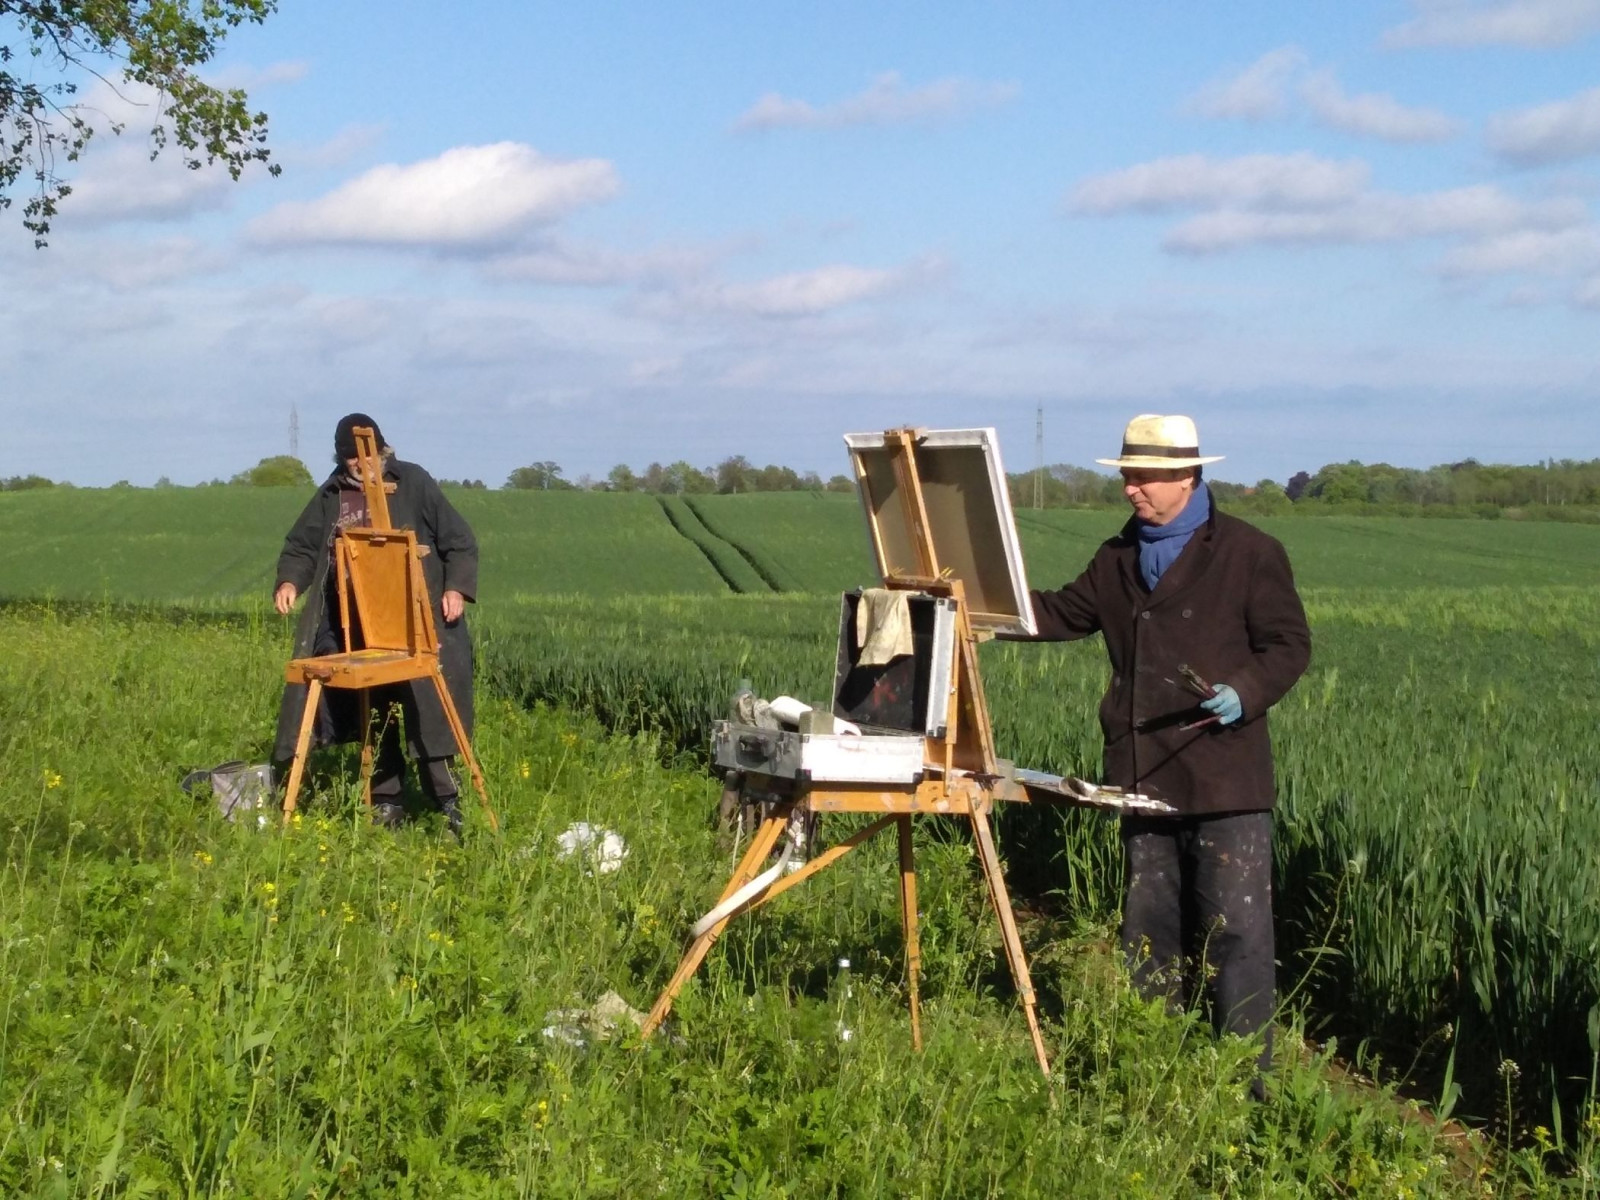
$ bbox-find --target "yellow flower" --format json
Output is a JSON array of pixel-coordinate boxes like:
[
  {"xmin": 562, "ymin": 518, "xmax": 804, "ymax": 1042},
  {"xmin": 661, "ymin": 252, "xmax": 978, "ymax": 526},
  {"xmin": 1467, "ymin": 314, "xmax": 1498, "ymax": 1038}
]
[
  {"xmin": 428, "ymin": 930, "xmax": 443, "ymax": 942},
  {"xmin": 519, "ymin": 761, "xmax": 531, "ymax": 779},
  {"xmin": 560, "ymin": 732, "xmax": 579, "ymax": 749},
  {"xmin": 341, "ymin": 902, "xmax": 357, "ymax": 924},
  {"xmin": 43, "ymin": 769, "xmax": 63, "ymax": 790},
  {"xmin": 290, "ymin": 813, "xmax": 303, "ymax": 827},
  {"xmin": 193, "ymin": 850, "xmax": 213, "ymax": 867},
  {"xmin": 259, "ymin": 881, "xmax": 276, "ymax": 895}
]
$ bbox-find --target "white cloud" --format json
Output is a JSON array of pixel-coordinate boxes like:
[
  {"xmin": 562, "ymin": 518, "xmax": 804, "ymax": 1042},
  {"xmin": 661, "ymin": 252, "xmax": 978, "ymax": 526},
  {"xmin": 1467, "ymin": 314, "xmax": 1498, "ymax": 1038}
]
[
  {"xmin": 66, "ymin": 141, "xmax": 239, "ymax": 223},
  {"xmin": 1439, "ymin": 225, "xmax": 1600, "ymax": 274},
  {"xmin": 1163, "ymin": 186, "xmax": 1585, "ymax": 252},
  {"xmin": 248, "ymin": 143, "xmax": 619, "ymax": 248},
  {"xmin": 1486, "ymin": 86, "xmax": 1600, "ymax": 164},
  {"xmin": 733, "ymin": 71, "xmax": 1018, "ymax": 131},
  {"xmin": 286, "ymin": 123, "xmax": 389, "ymax": 171},
  {"xmin": 33, "ymin": 78, "xmax": 251, "ymax": 225},
  {"xmin": 672, "ymin": 259, "xmax": 939, "ymax": 319},
  {"xmin": 1185, "ymin": 47, "xmax": 1307, "ymax": 120},
  {"xmin": 484, "ymin": 239, "xmax": 715, "ymax": 287},
  {"xmin": 206, "ymin": 60, "xmax": 310, "ymax": 89},
  {"xmin": 1574, "ymin": 274, "xmax": 1600, "ymax": 305},
  {"xmin": 1300, "ymin": 70, "xmax": 1459, "ymax": 143},
  {"xmin": 1382, "ymin": 0, "xmax": 1600, "ymax": 48},
  {"xmin": 1070, "ymin": 153, "xmax": 1369, "ymax": 214}
]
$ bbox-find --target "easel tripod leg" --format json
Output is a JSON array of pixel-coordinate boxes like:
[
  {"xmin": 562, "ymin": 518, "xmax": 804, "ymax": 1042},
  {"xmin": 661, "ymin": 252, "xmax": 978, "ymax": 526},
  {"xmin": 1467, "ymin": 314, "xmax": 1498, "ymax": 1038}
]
[
  {"xmin": 431, "ymin": 667, "xmax": 498, "ymax": 833},
  {"xmin": 281, "ymin": 678, "xmax": 322, "ymax": 821},
  {"xmin": 897, "ymin": 815, "xmax": 923, "ymax": 1052},
  {"xmin": 969, "ymin": 807, "xmax": 1051, "ymax": 1077},
  {"xmin": 357, "ymin": 690, "xmax": 375, "ymax": 808},
  {"xmin": 642, "ymin": 808, "xmax": 790, "ymax": 1039}
]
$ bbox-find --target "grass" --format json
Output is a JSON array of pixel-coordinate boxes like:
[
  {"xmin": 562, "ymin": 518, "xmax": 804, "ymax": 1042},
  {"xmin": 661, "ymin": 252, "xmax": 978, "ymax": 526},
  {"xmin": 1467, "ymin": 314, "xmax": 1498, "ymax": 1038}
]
[{"xmin": 2, "ymin": 605, "xmax": 1560, "ymax": 1196}]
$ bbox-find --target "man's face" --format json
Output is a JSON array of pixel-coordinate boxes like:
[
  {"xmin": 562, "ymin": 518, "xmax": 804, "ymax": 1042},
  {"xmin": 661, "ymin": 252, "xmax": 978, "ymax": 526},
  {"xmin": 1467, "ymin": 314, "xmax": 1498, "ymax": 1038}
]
[
  {"xmin": 343, "ymin": 457, "xmax": 362, "ymax": 480},
  {"xmin": 1121, "ymin": 467, "xmax": 1196, "ymax": 526}
]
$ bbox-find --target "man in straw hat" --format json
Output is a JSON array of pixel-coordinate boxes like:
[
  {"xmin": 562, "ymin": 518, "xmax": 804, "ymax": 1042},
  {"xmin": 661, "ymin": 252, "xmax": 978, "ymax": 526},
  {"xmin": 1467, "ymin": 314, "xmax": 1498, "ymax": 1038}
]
[{"xmin": 1008, "ymin": 414, "xmax": 1310, "ymax": 1094}]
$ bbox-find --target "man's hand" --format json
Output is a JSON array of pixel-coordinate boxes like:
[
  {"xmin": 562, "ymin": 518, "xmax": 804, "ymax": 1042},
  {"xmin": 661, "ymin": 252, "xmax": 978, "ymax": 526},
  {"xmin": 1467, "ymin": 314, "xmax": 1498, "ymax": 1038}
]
[
  {"xmin": 1200, "ymin": 683, "xmax": 1243, "ymax": 726},
  {"xmin": 441, "ymin": 590, "xmax": 465, "ymax": 623},
  {"xmin": 273, "ymin": 582, "xmax": 299, "ymax": 615}
]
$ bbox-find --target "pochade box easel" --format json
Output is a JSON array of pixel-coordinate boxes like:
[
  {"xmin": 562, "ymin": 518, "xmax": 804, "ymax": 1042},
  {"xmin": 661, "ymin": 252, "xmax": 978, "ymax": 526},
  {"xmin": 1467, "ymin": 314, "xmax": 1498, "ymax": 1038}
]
[
  {"xmin": 279, "ymin": 426, "xmax": 498, "ymax": 832},
  {"xmin": 641, "ymin": 427, "xmax": 1172, "ymax": 1074}
]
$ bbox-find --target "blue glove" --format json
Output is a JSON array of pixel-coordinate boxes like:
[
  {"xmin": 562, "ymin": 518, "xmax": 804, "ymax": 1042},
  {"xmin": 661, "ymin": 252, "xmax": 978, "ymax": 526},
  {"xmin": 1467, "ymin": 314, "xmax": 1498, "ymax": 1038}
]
[{"xmin": 1200, "ymin": 683, "xmax": 1243, "ymax": 726}]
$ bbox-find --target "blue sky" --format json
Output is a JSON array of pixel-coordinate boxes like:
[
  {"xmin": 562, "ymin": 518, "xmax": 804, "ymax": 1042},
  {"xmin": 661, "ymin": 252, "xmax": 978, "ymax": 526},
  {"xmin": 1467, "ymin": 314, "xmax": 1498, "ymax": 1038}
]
[{"xmin": 4, "ymin": 0, "xmax": 1599, "ymax": 486}]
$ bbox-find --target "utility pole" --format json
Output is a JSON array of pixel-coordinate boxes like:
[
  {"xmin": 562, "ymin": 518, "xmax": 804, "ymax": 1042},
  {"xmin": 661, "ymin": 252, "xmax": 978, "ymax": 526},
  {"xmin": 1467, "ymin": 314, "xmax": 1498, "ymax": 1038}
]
[
  {"xmin": 1033, "ymin": 403, "xmax": 1044, "ymax": 510},
  {"xmin": 289, "ymin": 403, "xmax": 300, "ymax": 461}
]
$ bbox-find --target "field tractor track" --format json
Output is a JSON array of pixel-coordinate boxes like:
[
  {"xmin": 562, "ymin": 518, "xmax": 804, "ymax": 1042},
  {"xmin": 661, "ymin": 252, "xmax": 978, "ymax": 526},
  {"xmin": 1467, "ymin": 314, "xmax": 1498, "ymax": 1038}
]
[
  {"xmin": 682, "ymin": 496, "xmax": 793, "ymax": 592},
  {"xmin": 653, "ymin": 496, "xmax": 772, "ymax": 594}
]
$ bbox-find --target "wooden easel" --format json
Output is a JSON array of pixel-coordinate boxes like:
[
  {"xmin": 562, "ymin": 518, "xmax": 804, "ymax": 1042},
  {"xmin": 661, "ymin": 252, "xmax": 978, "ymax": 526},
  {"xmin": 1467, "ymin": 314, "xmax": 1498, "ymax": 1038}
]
[
  {"xmin": 279, "ymin": 427, "xmax": 498, "ymax": 832},
  {"xmin": 641, "ymin": 429, "xmax": 1051, "ymax": 1075}
]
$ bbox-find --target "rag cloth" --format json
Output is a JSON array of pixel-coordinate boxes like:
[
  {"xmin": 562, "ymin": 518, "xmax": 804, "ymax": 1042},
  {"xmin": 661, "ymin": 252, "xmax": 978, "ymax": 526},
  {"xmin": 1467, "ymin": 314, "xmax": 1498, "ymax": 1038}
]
[{"xmin": 856, "ymin": 587, "xmax": 914, "ymax": 665}]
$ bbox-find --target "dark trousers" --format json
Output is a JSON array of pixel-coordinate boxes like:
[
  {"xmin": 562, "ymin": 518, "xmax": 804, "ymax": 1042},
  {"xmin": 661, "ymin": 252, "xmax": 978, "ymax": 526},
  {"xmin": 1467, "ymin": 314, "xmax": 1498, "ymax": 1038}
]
[
  {"xmin": 310, "ymin": 609, "xmax": 458, "ymax": 809},
  {"xmin": 1120, "ymin": 810, "xmax": 1276, "ymax": 1070},
  {"xmin": 369, "ymin": 716, "xmax": 458, "ymax": 805}
]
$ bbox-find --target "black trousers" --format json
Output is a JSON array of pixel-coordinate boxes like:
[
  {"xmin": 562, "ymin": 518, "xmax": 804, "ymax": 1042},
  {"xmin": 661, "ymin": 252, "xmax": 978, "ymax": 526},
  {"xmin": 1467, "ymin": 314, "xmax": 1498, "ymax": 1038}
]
[
  {"xmin": 307, "ymin": 607, "xmax": 458, "ymax": 808},
  {"xmin": 1120, "ymin": 810, "xmax": 1276, "ymax": 1070},
  {"xmin": 368, "ymin": 711, "xmax": 458, "ymax": 805}
]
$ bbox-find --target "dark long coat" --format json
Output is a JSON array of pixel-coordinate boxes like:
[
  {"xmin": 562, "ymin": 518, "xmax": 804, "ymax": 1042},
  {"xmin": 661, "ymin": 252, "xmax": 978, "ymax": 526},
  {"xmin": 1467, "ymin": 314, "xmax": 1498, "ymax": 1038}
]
[
  {"xmin": 1022, "ymin": 497, "xmax": 1310, "ymax": 815},
  {"xmin": 272, "ymin": 458, "xmax": 478, "ymax": 763}
]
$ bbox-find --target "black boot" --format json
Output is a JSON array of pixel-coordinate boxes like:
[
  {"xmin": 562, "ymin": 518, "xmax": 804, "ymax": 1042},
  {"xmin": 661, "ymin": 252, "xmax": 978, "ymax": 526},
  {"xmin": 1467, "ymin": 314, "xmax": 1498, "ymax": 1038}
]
[
  {"xmin": 371, "ymin": 801, "xmax": 405, "ymax": 829},
  {"xmin": 438, "ymin": 795, "xmax": 463, "ymax": 840}
]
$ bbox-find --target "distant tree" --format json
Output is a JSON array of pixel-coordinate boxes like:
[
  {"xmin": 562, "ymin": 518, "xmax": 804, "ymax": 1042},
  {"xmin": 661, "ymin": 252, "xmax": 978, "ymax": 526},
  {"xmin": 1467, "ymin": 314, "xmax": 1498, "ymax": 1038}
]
[
  {"xmin": 439, "ymin": 478, "xmax": 487, "ymax": 490},
  {"xmin": 231, "ymin": 455, "xmax": 311, "ymax": 487},
  {"xmin": 505, "ymin": 462, "xmax": 572, "ymax": 490},
  {"xmin": 825, "ymin": 474, "xmax": 855, "ymax": 493},
  {"xmin": 607, "ymin": 464, "xmax": 638, "ymax": 492},
  {"xmin": 3, "ymin": 0, "xmax": 282, "ymax": 245},
  {"xmin": 1284, "ymin": 471, "xmax": 1312, "ymax": 502},
  {"xmin": 715, "ymin": 455, "xmax": 753, "ymax": 494},
  {"xmin": 1, "ymin": 473, "xmax": 56, "ymax": 490},
  {"xmin": 665, "ymin": 461, "xmax": 714, "ymax": 494}
]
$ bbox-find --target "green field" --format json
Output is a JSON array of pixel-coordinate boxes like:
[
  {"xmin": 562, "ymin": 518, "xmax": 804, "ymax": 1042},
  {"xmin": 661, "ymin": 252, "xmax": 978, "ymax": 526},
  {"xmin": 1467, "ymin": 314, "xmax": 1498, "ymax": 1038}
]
[
  {"xmin": 3, "ymin": 486, "xmax": 1600, "ymax": 1191},
  {"xmin": 9, "ymin": 485, "xmax": 1600, "ymax": 603}
]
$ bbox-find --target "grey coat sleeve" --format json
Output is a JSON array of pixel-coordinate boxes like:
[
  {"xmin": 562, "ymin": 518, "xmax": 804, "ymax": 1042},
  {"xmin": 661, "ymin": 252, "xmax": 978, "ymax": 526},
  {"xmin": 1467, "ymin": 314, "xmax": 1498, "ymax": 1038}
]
[
  {"xmin": 418, "ymin": 470, "xmax": 479, "ymax": 601},
  {"xmin": 275, "ymin": 489, "xmax": 334, "ymax": 594}
]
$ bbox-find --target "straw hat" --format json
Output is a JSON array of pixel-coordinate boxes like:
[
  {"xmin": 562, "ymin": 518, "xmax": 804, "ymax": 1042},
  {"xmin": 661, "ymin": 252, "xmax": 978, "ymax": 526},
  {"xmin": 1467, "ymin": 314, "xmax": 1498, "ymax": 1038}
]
[{"xmin": 1096, "ymin": 414, "xmax": 1224, "ymax": 470}]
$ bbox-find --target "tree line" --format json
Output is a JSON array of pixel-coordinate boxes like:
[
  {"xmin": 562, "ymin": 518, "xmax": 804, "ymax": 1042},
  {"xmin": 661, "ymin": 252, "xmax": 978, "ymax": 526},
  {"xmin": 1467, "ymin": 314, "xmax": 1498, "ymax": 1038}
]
[
  {"xmin": 493, "ymin": 457, "xmax": 855, "ymax": 495},
  {"xmin": 8, "ymin": 455, "xmax": 1599, "ymax": 519}
]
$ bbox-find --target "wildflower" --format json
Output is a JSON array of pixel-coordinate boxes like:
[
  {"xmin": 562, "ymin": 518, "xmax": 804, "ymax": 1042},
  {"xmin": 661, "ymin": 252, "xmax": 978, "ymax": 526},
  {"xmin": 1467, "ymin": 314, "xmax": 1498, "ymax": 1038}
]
[
  {"xmin": 429, "ymin": 930, "xmax": 443, "ymax": 942},
  {"xmin": 341, "ymin": 902, "xmax": 357, "ymax": 925},
  {"xmin": 43, "ymin": 769, "xmax": 62, "ymax": 790},
  {"xmin": 259, "ymin": 881, "xmax": 276, "ymax": 895},
  {"xmin": 519, "ymin": 761, "xmax": 531, "ymax": 779},
  {"xmin": 560, "ymin": 732, "xmax": 579, "ymax": 748},
  {"xmin": 193, "ymin": 851, "xmax": 213, "ymax": 867},
  {"xmin": 290, "ymin": 812, "xmax": 303, "ymax": 827}
]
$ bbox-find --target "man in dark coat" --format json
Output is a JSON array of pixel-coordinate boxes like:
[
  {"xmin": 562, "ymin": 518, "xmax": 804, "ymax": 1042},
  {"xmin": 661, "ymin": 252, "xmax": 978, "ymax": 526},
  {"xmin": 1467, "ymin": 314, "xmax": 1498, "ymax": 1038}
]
[
  {"xmin": 271, "ymin": 413, "xmax": 479, "ymax": 834},
  {"xmin": 1012, "ymin": 414, "xmax": 1310, "ymax": 1088}
]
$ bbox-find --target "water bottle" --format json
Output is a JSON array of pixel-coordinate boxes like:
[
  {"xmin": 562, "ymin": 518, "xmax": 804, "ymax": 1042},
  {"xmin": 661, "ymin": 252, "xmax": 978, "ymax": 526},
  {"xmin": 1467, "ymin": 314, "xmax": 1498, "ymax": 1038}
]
[{"xmin": 832, "ymin": 956, "xmax": 854, "ymax": 1043}]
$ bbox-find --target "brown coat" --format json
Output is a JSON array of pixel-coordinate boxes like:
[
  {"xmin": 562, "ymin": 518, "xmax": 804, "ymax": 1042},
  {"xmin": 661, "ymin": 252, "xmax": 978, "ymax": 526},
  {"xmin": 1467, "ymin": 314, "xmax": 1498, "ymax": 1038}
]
[{"xmin": 1023, "ymin": 499, "xmax": 1310, "ymax": 815}]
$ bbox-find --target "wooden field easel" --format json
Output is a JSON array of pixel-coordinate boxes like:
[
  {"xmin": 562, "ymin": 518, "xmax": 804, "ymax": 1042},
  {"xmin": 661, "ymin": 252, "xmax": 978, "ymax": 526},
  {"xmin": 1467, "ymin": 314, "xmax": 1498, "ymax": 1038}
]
[
  {"xmin": 641, "ymin": 427, "xmax": 1051, "ymax": 1075},
  {"xmin": 279, "ymin": 427, "xmax": 498, "ymax": 831}
]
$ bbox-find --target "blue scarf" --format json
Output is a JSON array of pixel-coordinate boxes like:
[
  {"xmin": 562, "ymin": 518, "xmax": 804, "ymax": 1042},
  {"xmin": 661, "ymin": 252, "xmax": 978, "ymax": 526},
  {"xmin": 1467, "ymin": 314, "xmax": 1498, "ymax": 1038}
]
[{"xmin": 1136, "ymin": 480, "xmax": 1210, "ymax": 591}]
